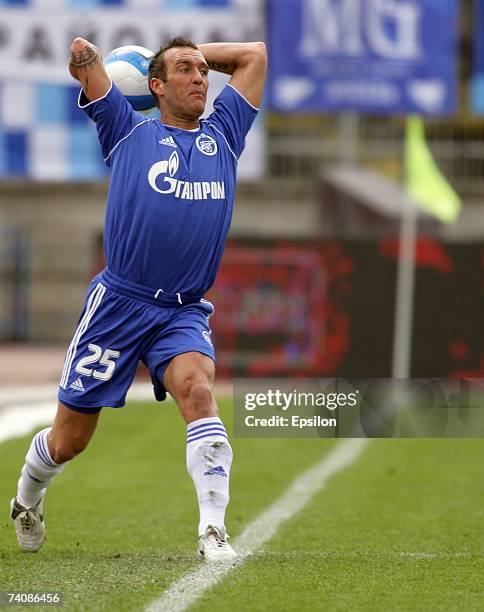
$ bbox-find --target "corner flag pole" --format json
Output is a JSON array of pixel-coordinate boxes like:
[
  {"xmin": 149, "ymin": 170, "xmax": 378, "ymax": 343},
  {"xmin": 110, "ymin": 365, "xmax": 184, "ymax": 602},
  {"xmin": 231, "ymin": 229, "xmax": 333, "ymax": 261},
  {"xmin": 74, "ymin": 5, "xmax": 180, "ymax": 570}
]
[
  {"xmin": 391, "ymin": 173, "xmax": 417, "ymax": 379},
  {"xmin": 392, "ymin": 116, "xmax": 462, "ymax": 379}
]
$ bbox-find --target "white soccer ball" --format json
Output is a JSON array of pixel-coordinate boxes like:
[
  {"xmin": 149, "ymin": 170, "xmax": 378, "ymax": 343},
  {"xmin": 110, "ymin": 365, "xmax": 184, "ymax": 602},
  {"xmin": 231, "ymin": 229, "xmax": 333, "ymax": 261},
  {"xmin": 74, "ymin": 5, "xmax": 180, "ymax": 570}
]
[{"xmin": 104, "ymin": 45, "xmax": 157, "ymax": 114}]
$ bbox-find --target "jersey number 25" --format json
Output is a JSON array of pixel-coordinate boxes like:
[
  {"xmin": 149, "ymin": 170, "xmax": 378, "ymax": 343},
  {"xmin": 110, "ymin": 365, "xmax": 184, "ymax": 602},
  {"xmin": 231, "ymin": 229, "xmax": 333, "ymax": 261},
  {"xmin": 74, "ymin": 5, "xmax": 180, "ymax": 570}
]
[{"xmin": 75, "ymin": 343, "xmax": 120, "ymax": 381}]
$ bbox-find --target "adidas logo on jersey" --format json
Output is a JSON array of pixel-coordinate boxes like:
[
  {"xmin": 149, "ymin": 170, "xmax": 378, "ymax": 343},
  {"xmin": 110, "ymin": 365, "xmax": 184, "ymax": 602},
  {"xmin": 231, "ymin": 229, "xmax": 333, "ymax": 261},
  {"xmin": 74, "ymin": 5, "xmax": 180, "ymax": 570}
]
[
  {"xmin": 158, "ymin": 136, "xmax": 177, "ymax": 148},
  {"xmin": 70, "ymin": 378, "xmax": 85, "ymax": 392}
]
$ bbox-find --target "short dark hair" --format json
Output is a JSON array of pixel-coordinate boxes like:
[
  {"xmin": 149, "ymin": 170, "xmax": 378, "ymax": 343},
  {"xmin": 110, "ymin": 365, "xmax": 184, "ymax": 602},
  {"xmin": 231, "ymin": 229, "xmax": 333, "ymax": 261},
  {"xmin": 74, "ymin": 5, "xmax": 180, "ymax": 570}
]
[{"xmin": 148, "ymin": 36, "xmax": 198, "ymax": 105}]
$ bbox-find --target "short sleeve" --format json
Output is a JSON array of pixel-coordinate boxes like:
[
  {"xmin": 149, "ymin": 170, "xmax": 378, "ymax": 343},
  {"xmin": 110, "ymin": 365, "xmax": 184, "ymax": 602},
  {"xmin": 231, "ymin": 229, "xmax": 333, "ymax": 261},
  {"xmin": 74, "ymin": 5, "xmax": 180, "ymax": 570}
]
[
  {"xmin": 206, "ymin": 84, "xmax": 258, "ymax": 160},
  {"xmin": 79, "ymin": 81, "xmax": 145, "ymax": 166}
]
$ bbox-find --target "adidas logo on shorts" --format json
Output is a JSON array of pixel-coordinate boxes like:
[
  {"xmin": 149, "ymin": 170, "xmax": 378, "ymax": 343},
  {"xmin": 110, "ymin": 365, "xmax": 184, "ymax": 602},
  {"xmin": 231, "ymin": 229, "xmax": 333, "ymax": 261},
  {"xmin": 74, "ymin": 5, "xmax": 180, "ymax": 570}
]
[
  {"xmin": 70, "ymin": 378, "xmax": 85, "ymax": 392},
  {"xmin": 158, "ymin": 136, "xmax": 177, "ymax": 148}
]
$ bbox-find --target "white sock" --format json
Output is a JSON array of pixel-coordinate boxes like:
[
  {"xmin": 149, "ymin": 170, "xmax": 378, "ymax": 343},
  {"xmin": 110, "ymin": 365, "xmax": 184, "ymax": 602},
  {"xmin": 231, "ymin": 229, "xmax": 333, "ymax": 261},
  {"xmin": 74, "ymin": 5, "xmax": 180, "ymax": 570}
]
[
  {"xmin": 186, "ymin": 416, "xmax": 233, "ymax": 537},
  {"xmin": 16, "ymin": 427, "xmax": 67, "ymax": 508}
]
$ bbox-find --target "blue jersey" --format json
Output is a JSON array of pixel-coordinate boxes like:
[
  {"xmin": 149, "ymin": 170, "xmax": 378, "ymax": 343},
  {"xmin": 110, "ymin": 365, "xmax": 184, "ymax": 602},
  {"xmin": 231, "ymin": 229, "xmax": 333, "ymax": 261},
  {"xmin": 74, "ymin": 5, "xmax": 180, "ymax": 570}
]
[{"xmin": 80, "ymin": 81, "xmax": 258, "ymax": 296}]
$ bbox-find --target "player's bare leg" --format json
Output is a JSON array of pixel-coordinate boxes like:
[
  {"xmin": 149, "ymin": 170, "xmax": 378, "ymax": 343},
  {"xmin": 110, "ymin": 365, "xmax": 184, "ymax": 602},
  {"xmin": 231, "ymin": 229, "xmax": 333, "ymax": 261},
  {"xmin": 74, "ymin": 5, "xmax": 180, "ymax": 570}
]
[
  {"xmin": 48, "ymin": 403, "xmax": 100, "ymax": 463},
  {"xmin": 163, "ymin": 351, "xmax": 218, "ymax": 423},
  {"xmin": 163, "ymin": 352, "xmax": 236, "ymax": 561},
  {"xmin": 10, "ymin": 403, "xmax": 100, "ymax": 552}
]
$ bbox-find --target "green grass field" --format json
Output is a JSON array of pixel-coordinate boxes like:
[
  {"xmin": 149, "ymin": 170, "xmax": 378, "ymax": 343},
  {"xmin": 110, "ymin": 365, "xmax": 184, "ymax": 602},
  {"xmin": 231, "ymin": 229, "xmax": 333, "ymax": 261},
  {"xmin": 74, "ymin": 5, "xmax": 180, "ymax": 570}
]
[{"xmin": 1, "ymin": 398, "xmax": 484, "ymax": 611}]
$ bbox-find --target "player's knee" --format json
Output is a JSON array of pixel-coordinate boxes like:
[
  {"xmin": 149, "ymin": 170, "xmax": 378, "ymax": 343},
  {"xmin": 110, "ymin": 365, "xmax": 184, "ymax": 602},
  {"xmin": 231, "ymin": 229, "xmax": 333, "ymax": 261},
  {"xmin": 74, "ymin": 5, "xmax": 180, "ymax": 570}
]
[
  {"xmin": 186, "ymin": 381, "xmax": 215, "ymax": 417},
  {"xmin": 188, "ymin": 381, "xmax": 213, "ymax": 406}
]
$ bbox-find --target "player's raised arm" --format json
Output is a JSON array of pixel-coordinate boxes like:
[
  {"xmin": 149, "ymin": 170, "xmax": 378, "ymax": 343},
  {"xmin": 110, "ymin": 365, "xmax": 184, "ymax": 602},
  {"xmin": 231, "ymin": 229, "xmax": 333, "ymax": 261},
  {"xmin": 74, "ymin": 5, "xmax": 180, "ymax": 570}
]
[
  {"xmin": 69, "ymin": 37, "xmax": 111, "ymax": 102},
  {"xmin": 197, "ymin": 42, "xmax": 267, "ymax": 108}
]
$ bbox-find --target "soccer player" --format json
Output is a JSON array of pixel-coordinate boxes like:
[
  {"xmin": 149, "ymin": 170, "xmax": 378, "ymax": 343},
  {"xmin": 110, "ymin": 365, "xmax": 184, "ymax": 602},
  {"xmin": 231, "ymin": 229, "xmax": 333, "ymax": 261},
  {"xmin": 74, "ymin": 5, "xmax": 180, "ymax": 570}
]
[{"xmin": 10, "ymin": 36, "xmax": 267, "ymax": 561}]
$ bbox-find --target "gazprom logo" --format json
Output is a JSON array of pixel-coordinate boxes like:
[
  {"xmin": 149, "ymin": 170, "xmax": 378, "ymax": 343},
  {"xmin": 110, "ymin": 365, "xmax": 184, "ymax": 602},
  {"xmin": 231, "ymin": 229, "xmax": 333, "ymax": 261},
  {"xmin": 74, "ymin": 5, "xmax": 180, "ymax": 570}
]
[
  {"xmin": 168, "ymin": 150, "xmax": 179, "ymax": 176},
  {"xmin": 148, "ymin": 150, "xmax": 225, "ymax": 200},
  {"xmin": 148, "ymin": 150, "xmax": 179, "ymax": 187}
]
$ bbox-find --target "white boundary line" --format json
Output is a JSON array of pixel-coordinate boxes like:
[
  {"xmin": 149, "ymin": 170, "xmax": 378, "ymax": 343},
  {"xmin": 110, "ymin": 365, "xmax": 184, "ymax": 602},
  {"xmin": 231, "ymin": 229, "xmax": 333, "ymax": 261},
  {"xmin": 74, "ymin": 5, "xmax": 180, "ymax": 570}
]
[
  {"xmin": 146, "ymin": 438, "xmax": 369, "ymax": 612},
  {"xmin": 248, "ymin": 550, "xmax": 472, "ymax": 559}
]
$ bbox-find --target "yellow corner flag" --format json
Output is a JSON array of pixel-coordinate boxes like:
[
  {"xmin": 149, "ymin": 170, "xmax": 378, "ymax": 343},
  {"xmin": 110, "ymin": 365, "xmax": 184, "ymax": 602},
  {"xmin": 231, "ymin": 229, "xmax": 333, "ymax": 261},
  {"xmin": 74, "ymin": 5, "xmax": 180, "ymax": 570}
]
[{"xmin": 405, "ymin": 115, "xmax": 461, "ymax": 223}]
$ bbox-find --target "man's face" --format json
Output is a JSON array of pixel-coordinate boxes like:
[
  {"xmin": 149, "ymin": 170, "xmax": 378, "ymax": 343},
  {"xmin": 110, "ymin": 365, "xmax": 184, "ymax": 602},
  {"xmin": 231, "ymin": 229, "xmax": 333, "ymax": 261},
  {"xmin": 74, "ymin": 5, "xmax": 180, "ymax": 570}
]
[{"xmin": 158, "ymin": 47, "xmax": 209, "ymax": 120}]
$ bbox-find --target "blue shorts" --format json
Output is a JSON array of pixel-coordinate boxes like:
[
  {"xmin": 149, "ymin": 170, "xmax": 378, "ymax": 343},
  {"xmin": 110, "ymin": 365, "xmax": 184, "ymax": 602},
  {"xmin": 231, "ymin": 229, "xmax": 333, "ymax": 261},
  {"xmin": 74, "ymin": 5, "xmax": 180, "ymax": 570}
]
[{"xmin": 58, "ymin": 269, "xmax": 215, "ymax": 413}]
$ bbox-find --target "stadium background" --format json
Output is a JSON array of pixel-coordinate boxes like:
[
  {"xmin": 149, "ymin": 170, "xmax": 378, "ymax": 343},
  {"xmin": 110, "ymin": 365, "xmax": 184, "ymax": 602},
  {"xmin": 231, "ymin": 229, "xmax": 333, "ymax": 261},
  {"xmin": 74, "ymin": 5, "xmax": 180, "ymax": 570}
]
[{"xmin": 0, "ymin": 2, "xmax": 483, "ymax": 611}]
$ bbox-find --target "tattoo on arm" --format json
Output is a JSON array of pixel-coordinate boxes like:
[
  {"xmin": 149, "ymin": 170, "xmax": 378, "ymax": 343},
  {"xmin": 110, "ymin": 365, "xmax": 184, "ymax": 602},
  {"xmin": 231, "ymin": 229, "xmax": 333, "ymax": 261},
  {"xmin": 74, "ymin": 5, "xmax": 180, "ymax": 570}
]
[
  {"xmin": 70, "ymin": 44, "xmax": 101, "ymax": 67},
  {"xmin": 207, "ymin": 60, "xmax": 230, "ymax": 72},
  {"xmin": 69, "ymin": 44, "xmax": 102, "ymax": 94},
  {"xmin": 69, "ymin": 45, "xmax": 101, "ymax": 71}
]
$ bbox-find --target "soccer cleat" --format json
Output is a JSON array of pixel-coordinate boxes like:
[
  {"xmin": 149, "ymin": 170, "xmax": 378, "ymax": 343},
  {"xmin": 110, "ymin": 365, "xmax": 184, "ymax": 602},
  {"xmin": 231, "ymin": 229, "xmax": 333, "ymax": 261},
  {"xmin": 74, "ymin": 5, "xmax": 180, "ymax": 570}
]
[
  {"xmin": 198, "ymin": 525, "xmax": 237, "ymax": 562},
  {"xmin": 10, "ymin": 497, "xmax": 45, "ymax": 552}
]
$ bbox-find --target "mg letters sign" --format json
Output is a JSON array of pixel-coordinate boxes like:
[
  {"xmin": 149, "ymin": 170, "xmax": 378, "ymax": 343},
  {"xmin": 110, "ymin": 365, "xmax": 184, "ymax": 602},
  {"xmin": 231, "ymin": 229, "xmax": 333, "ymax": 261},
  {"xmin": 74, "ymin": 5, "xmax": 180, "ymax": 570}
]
[
  {"xmin": 268, "ymin": 0, "xmax": 458, "ymax": 114},
  {"xmin": 299, "ymin": 0, "xmax": 421, "ymax": 60}
]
